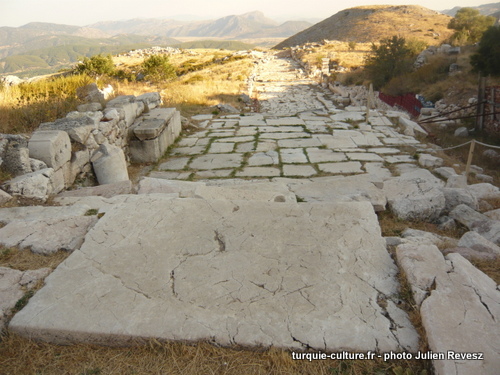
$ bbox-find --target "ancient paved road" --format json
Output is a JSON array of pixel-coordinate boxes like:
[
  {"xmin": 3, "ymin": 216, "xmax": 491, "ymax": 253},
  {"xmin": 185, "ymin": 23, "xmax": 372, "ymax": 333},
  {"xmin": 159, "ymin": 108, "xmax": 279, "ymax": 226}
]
[
  {"xmin": 149, "ymin": 55, "xmax": 422, "ymax": 181},
  {"xmin": 10, "ymin": 53, "xmax": 425, "ymax": 352}
]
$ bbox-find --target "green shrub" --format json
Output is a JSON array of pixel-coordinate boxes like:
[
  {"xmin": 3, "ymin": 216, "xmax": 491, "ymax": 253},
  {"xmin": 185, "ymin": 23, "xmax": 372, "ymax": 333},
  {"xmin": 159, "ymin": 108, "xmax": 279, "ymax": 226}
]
[
  {"xmin": 142, "ymin": 54, "xmax": 177, "ymax": 83},
  {"xmin": 448, "ymin": 8, "xmax": 496, "ymax": 45},
  {"xmin": 75, "ymin": 54, "xmax": 115, "ymax": 77}
]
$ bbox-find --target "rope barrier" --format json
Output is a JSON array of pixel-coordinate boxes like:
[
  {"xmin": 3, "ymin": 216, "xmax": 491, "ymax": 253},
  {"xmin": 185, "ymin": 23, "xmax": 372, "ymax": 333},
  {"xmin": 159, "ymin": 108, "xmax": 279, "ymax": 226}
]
[
  {"xmin": 475, "ymin": 140, "xmax": 500, "ymax": 150},
  {"xmin": 432, "ymin": 140, "xmax": 473, "ymax": 151}
]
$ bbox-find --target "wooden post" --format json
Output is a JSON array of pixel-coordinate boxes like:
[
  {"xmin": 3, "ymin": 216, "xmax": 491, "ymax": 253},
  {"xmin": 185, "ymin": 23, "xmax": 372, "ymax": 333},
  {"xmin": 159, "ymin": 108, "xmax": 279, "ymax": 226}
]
[
  {"xmin": 465, "ymin": 140, "xmax": 476, "ymax": 182},
  {"xmin": 476, "ymin": 75, "xmax": 486, "ymax": 133}
]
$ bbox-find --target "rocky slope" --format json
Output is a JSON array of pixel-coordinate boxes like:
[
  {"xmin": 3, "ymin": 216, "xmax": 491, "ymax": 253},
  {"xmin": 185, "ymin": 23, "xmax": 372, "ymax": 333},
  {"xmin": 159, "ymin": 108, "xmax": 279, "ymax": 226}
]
[{"xmin": 275, "ymin": 5, "xmax": 453, "ymax": 49}]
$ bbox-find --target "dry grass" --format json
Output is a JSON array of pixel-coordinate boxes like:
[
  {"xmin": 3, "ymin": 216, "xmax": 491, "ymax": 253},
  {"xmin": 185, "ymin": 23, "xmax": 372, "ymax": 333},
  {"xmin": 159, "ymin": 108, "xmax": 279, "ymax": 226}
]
[
  {"xmin": 0, "ymin": 75, "xmax": 93, "ymax": 134},
  {"xmin": 0, "ymin": 247, "xmax": 70, "ymax": 271},
  {"xmin": 468, "ymin": 257, "xmax": 500, "ymax": 284},
  {"xmin": 0, "ymin": 334, "xmax": 431, "ymax": 375}
]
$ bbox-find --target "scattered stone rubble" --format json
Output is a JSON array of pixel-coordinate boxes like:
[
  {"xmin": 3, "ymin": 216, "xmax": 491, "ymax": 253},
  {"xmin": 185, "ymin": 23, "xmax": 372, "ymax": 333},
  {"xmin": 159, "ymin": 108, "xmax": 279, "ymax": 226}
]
[
  {"xmin": 1, "ymin": 84, "xmax": 180, "ymax": 201},
  {"xmin": 1, "ymin": 52, "xmax": 499, "ymax": 375}
]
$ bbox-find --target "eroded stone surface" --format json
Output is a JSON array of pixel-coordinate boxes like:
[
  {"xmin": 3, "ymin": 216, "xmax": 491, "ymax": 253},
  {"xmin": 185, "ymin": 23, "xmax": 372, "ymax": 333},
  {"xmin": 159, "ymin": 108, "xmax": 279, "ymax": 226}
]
[
  {"xmin": 10, "ymin": 197, "xmax": 418, "ymax": 351},
  {"xmin": 397, "ymin": 244, "xmax": 500, "ymax": 375}
]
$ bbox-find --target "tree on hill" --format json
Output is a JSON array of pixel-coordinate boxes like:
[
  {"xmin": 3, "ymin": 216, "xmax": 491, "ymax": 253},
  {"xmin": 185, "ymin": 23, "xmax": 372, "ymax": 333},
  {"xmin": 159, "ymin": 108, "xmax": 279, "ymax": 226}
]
[
  {"xmin": 365, "ymin": 36, "xmax": 415, "ymax": 89},
  {"xmin": 448, "ymin": 8, "xmax": 496, "ymax": 45},
  {"xmin": 471, "ymin": 25, "xmax": 500, "ymax": 76}
]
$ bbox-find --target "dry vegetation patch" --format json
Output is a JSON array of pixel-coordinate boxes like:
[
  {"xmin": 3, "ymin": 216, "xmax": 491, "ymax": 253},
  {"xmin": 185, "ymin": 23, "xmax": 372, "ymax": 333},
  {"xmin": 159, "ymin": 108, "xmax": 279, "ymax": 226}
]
[{"xmin": 0, "ymin": 334, "xmax": 431, "ymax": 375}]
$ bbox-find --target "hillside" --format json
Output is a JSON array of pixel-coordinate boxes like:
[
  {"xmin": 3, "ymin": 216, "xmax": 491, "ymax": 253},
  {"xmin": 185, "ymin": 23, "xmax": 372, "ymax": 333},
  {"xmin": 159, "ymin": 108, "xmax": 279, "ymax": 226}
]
[
  {"xmin": 442, "ymin": 2, "xmax": 500, "ymax": 16},
  {"xmin": 274, "ymin": 5, "xmax": 453, "ymax": 49}
]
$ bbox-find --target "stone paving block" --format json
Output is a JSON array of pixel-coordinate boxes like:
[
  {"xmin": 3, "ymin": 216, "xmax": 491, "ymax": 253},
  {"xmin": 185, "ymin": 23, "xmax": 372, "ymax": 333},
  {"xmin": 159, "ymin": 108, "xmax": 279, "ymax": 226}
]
[
  {"xmin": 209, "ymin": 143, "xmax": 235, "ymax": 154},
  {"xmin": 190, "ymin": 154, "xmax": 243, "ymax": 170},
  {"xmin": 260, "ymin": 133, "xmax": 311, "ymax": 139},
  {"xmin": 257, "ymin": 126, "xmax": 304, "ymax": 133},
  {"xmin": 384, "ymin": 155, "xmax": 417, "ymax": 164},
  {"xmin": 191, "ymin": 114, "xmax": 213, "ymax": 121},
  {"xmin": 235, "ymin": 128, "xmax": 258, "ymax": 136},
  {"xmin": 235, "ymin": 142, "xmax": 255, "ymax": 153},
  {"xmin": 158, "ymin": 157, "xmax": 191, "ymax": 171},
  {"xmin": 330, "ymin": 112, "xmax": 365, "ymax": 122},
  {"xmin": 266, "ymin": 117, "xmax": 305, "ymax": 126},
  {"xmin": 177, "ymin": 138, "xmax": 198, "ymax": 147},
  {"xmin": 382, "ymin": 137, "xmax": 420, "ymax": 146},
  {"xmin": 367, "ymin": 116, "xmax": 392, "ymax": 126},
  {"xmin": 10, "ymin": 197, "xmax": 418, "ymax": 352},
  {"xmin": 282, "ymin": 165, "xmax": 317, "ymax": 177},
  {"xmin": 56, "ymin": 181, "xmax": 132, "ymax": 198},
  {"xmin": 278, "ymin": 138, "xmax": 322, "ymax": 148},
  {"xmin": 195, "ymin": 170, "xmax": 233, "ymax": 178},
  {"xmin": 280, "ymin": 149, "xmax": 308, "ymax": 163},
  {"xmin": 316, "ymin": 134, "xmax": 357, "ymax": 149},
  {"xmin": 171, "ymin": 146, "xmax": 206, "ymax": 155},
  {"xmin": 148, "ymin": 171, "xmax": 192, "ymax": 180},
  {"xmin": 317, "ymin": 161, "xmax": 364, "ymax": 174},
  {"xmin": 364, "ymin": 163, "xmax": 393, "ymax": 180},
  {"xmin": 236, "ymin": 167, "xmax": 281, "ymax": 177},
  {"xmin": 255, "ymin": 141, "xmax": 278, "ymax": 152},
  {"xmin": 346, "ymin": 153, "xmax": 384, "ymax": 162},
  {"xmin": 306, "ymin": 148, "xmax": 347, "ymax": 163},
  {"xmin": 367, "ymin": 147, "xmax": 401, "ymax": 155},
  {"xmin": 213, "ymin": 136, "xmax": 254, "ymax": 143},
  {"xmin": 248, "ymin": 151, "xmax": 279, "ymax": 166}
]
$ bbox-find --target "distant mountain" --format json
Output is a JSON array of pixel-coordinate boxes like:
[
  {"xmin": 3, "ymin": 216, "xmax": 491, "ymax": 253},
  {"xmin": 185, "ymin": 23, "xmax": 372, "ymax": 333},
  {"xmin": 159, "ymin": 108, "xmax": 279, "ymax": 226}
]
[
  {"xmin": 275, "ymin": 5, "xmax": 453, "ymax": 49},
  {"xmin": 441, "ymin": 2, "xmax": 500, "ymax": 16},
  {"xmin": 88, "ymin": 11, "xmax": 308, "ymax": 39}
]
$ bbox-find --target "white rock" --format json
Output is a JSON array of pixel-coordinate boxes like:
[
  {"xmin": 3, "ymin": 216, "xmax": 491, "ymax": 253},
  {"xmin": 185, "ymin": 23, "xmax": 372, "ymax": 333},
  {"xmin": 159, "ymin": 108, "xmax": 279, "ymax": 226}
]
[
  {"xmin": 28, "ymin": 131, "xmax": 71, "ymax": 170},
  {"xmin": 3, "ymin": 168, "xmax": 54, "ymax": 201},
  {"xmin": 91, "ymin": 144, "xmax": 129, "ymax": 185}
]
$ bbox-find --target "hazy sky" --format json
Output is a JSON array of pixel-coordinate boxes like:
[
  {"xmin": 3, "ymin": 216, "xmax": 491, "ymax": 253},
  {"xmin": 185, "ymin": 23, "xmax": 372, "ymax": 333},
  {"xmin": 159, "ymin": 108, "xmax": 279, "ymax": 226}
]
[{"xmin": 0, "ymin": 0, "xmax": 491, "ymax": 27}]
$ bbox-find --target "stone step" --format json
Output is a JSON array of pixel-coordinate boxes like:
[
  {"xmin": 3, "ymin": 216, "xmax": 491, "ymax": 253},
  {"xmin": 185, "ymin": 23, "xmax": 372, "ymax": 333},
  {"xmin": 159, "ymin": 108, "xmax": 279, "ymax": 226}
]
[{"xmin": 10, "ymin": 196, "xmax": 418, "ymax": 351}]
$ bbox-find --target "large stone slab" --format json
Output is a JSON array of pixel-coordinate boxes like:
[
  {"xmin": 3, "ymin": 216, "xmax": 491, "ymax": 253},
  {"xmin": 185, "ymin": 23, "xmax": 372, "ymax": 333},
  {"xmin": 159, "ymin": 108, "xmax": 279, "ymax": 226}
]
[
  {"xmin": 10, "ymin": 197, "xmax": 418, "ymax": 352},
  {"xmin": 397, "ymin": 244, "xmax": 500, "ymax": 375},
  {"xmin": 383, "ymin": 169, "xmax": 445, "ymax": 221},
  {"xmin": 0, "ymin": 216, "xmax": 98, "ymax": 254},
  {"xmin": 190, "ymin": 154, "xmax": 243, "ymax": 170}
]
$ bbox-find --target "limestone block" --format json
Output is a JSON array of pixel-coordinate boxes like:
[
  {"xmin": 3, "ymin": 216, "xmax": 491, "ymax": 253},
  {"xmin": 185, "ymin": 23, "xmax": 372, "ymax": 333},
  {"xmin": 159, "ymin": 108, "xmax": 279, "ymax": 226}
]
[
  {"xmin": 418, "ymin": 154, "xmax": 443, "ymax": 168},
  {"xmin": 68, "ymin": 150, "xmax": 90, "ymax": 183},
  {"xmin": 133, "ymin": 108, "xmax": 177, "ymax": 141},
  {"xmin": 106, "ymin": 95, "xmax": 143, "ymax": 127},
  {"xmin": 0, "ymin": 216, "xmax": 98, "ymax": 254},
  {"xmin": 433, "ymin": 166, "xmax": 457, "ymax": 180},
  {"xmin": 383, "ymin": 169, "xmax": 445, "ymax": 221},
  {"xmin": 450, "ymin": 204, "xmax": 500, "ymax": 245},
  {"xmin": 467, "ymin": 183, "xmax": 500, "ymax": 201},
  {"xmin": 0, "ymin": 204, "xmax": 91, "ymax": 224},
  {"xmin": 397, "ymin": 244, "xmax": 500, "ymax": 375},
  {"xmin": 76, "ymin": 83, "xmax": 105, "ymax": 103},
  {"xmin": 29, "ymin": 158, "xmax": 47, "ymax": 172},
  {"xmin": 56, "ymin": 180, "xmax": 132, "ymax": 199},
  {"xmin": 399, "ymin": 117, "xmax": 427, "ymax": 137},
  {"xmin": 2, "ymin": 168, "xmax": 54, "ymax": 201},
  {"xmin": 91, "ymin": 144, "xmax": 129, "ymax": 185},
  {"xmin": 458, "ymin": 231, "xmax": 500, "ymax": 256},
  {"xmin": 0, "ymin": 189, "xmax": 12, "ymax": 205},
  {"xmin": 28, "ymin": 131, "xmax": 71, "ymax": 170},
  {"xmin": 446, "ymin": 174, "xmax": 467, "ymax": 188},
  {"xmin": 50, "ymin": 167, "xmax": 65, "ymax": 194},
  {"xmin": 39, "ymin": 116, "xmax": 98, "ymax": 145},
  {"xmin": 0, "ymin": 137, "xmax": 32, "ymax": 176},
  {"xmin": 77, "ymin": 103, "xmax": 103, "ymax": 112},
  {"xmin": 0, "ymin": 267, "xmax": 51, "ymax": 331},
  {"xmin": 137, "ymin": 92, "xmax": 162, "ymax": 111},
  {"xmin": 442, "ymin": 188, "xmax": 478, "ymax": 213}
]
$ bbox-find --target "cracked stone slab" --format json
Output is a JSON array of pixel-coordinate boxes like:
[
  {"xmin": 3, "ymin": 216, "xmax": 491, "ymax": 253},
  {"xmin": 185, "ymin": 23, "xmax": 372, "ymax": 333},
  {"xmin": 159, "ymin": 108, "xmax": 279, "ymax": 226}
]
[
  {"xmin": 397, "ymin": 244, "xmax": 500, "ymax": 375},
  {"xmin": 282, "ymin": 165, "xmax": 317, "ymax": 177},
  {"xmin": 236, "ymin": 167, "xmax": 281, "ymax": 177},
  {"xmin": 10, "ymin": 197, "xmax": 418, "ymax": 352},
  {"xmin": 0, "ymin": 216, "xmax": 98, "ymax": 254},
  {"xmin": 288, "ymin": 175, "xmax": 386, "ymax": 212},
  {"xmin": 0, "ymin": 205, "xmax": 92, "ymax": 224},
  {"xmin": 248, "ymin": 151, "xmax": 279, "ymax": 166},
  {"xmin": 158, "ymin": 157, "xmax": 191, "ymax": 171}
]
